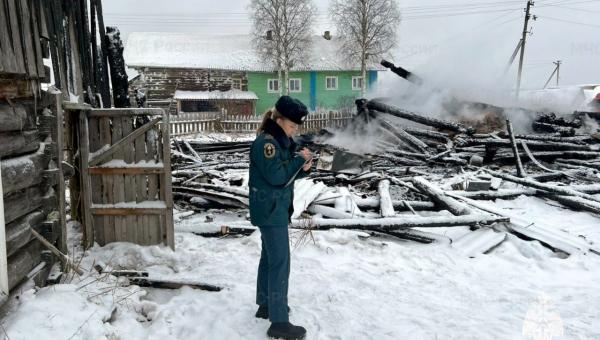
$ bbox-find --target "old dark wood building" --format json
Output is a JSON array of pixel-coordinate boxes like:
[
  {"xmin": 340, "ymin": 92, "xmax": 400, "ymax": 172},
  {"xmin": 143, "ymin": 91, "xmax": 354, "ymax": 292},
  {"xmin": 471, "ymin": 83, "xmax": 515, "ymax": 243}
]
[
  {"xmin": 0, "ymin": 0, "xmax": 68, "ymax": 302},
  {"xmin": 129, "ymin": 67, "xmax": 251, "ymax": 114},
  {"xmin": 0, "ymin": 0, "xmax": 174, "ymax": 308}
]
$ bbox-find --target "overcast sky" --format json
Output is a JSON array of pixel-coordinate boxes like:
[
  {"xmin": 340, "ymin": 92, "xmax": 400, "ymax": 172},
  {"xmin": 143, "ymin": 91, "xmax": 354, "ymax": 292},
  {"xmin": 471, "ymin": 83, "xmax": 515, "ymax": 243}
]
[{"xmin": 103, "ymin": 0, "xmax": 600, "ymax": 91}]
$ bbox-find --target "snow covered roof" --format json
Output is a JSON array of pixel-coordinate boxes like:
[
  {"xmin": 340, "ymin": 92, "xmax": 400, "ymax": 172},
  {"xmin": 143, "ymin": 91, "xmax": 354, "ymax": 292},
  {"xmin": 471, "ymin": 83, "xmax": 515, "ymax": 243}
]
[
  {"xmin": 125, "ymin": 32, "xmax": 385, "ymax": 72},
  {"xmin": 174, "ymin": 89, "xmax": 259, "ymax": 101}
]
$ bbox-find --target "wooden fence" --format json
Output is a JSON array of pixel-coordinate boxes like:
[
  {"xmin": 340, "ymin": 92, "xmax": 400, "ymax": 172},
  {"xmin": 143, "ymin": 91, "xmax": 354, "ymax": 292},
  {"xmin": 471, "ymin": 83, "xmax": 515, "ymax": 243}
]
[
  {"xmin": 78, "ymin": 107, "xmax": 174, "ymax": 249},
  {"xmin": 167, "ymin": 111, "xmax": 354, "ymax": 136}
]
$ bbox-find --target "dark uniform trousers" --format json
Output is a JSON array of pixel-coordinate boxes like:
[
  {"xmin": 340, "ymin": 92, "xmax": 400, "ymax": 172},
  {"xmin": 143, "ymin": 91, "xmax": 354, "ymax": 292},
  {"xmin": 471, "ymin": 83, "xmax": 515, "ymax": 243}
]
[{"xmin": 256, "ymin": 226, "xmax": 291, "ymax": 323}]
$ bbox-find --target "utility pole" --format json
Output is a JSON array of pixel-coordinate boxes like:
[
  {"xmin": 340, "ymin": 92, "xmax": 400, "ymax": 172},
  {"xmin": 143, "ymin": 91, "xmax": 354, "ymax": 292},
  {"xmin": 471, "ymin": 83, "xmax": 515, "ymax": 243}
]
[
  {"xmin": 543, "ymin": 60, "xmax": 562, "ymax": 89},
  {"xmin": 554, "ymin": 60, "xmax": 561, "ymax": 86},
  {"xmin": 516, "ymin": 0, "xmax": 536, "ymax": 99}
]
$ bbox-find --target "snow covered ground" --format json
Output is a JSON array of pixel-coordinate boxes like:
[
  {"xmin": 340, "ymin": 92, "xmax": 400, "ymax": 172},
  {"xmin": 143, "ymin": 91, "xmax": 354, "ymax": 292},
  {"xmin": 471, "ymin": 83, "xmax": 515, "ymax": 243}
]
[{"xmin": 1, "ymin": 193, "xmax": 600, "ymax": 340}]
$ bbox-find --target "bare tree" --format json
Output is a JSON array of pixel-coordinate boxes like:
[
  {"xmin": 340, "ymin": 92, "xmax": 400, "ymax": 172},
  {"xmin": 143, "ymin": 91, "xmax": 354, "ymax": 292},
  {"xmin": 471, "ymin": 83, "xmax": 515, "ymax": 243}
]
[
  {"xmin": 249, "ymin": 0, "xmax": 317, "ymax": 95},
  {"xmin": 330, "ymin": 0, "xmax": 401, "ymax": 95}
]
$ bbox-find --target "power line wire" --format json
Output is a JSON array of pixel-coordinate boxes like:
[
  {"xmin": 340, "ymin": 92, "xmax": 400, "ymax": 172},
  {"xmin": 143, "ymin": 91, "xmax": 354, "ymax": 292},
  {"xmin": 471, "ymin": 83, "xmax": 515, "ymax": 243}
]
[{"xmin": 541, "ymin": 15, "xmax": 600, "ymax": 28}]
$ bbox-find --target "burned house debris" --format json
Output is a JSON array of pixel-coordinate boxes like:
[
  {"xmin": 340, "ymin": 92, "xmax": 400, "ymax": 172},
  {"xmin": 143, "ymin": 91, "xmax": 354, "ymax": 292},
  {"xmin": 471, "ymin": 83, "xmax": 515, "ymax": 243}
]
[{"xmin": 171, "ymin": 75, "xmax": 600, "ymax": 257}]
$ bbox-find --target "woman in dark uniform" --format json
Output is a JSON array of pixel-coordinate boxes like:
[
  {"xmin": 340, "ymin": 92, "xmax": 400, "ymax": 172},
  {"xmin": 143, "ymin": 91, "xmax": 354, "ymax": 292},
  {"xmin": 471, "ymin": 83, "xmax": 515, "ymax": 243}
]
[{"xmin": 249, "ymin": 96, "xmax": 312, "ymax": 339}]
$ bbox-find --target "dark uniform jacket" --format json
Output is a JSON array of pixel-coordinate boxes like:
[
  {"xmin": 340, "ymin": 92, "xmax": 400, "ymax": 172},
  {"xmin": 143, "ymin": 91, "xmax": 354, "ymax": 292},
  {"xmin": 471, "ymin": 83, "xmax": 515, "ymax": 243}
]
[{"xmin": 249, "ymin": 119, "xmax": 309, "ymax": 227}]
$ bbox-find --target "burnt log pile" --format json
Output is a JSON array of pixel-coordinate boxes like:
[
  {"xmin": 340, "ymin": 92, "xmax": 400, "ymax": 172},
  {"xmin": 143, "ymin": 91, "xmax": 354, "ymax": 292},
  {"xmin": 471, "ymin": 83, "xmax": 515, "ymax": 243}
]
[{"xmin": 170, "ymin": 98, "xmax": 600, "ymax": 255}]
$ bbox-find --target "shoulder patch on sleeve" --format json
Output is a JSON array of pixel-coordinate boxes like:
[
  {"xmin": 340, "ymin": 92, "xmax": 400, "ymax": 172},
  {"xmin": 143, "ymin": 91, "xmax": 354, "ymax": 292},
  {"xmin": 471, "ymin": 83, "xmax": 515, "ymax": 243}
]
[{"xmin": 264, "ymin": 143, "xmax": 276, "ymax": 158}]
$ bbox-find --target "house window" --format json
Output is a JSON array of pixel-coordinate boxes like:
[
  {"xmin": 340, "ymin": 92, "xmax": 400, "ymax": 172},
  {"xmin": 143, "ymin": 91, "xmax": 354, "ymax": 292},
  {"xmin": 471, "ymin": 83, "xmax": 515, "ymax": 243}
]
[
  {"xmin": 268, "ymin": 79, "xmax": 280, "ymax": 93},
  {"xmin": 289, "ymin": 78, "xmax": 302, "ymax": 92},
  {"xmin": 352, "ymin": 76, "xmax": 364, "ymax": 90},
  {"xmin": 232, "ymin": 79, "xmax": 242, "ymax": 90},
  {"xmin": 325, "ymin": 76, "xmax": 338, "ymax": 90}
]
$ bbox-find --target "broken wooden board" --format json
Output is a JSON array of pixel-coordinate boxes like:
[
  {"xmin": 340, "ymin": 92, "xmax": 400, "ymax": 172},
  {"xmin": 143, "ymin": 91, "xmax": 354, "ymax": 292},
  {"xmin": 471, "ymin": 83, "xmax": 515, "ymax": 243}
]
[{"xmin": 129, "ymin": 277, "xmax": 222, "ymax": 292}]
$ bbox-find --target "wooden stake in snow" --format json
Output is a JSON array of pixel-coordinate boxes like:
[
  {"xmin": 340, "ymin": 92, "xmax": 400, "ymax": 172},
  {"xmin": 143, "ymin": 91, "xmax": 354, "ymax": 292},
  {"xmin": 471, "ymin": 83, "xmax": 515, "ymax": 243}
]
[
  {"xmin": 506, "ymin": 119, "xmax": 526, "ymax": 177},
  {"xmin": 29, "ymin": 228, "xmax": 84, "ymax": 275},
  {"xmin": 378, "ymin": 179, "xmax": 396, "ymax": 217}
]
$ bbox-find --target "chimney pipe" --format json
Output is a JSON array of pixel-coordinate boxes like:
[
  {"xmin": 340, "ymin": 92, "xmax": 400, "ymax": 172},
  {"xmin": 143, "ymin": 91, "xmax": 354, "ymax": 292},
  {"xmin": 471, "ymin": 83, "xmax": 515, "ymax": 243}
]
[{"xmin": 323, "ymin": 31, "xmax": 331, "ymax": 40}]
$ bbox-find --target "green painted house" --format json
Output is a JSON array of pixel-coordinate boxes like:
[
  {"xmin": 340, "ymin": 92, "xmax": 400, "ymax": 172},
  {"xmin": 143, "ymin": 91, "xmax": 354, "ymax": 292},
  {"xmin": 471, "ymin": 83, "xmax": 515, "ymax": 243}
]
[
  {"xmin": 125, "ymin": 32, "xmax": 383, "ymax": 115},
  {"xmin": 248, "ymin": 70, "xmax": 378, "ymax": 114}
]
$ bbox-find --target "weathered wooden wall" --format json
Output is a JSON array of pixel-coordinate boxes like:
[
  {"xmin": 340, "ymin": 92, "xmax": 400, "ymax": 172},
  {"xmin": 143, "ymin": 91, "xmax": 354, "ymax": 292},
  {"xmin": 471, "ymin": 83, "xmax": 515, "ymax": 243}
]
[
  {"xmin": 0, "ymin": 0, "xmax": 85, "ymax": 295},
  {"xmin": 0, "ymin": 0, "xmax": 48, "ymax": 80},
  {"xmin": 0, "ymin": 94, "xmax": 64, "ymax": 292},
  {"xmin": 129, "ymin": 67, "xmax": 248, "ymax": 113}
]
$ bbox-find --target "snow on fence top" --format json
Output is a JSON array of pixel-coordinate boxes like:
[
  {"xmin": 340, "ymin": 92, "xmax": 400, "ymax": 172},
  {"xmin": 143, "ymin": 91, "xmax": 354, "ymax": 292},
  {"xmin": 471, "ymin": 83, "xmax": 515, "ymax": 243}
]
[
  {"xmin": 125, "ymin": 32, "xmax": 385, "ymax": 72},
  {"xmin": 174, "ymin": 89, "xmax": 259, "ymax": 101}
]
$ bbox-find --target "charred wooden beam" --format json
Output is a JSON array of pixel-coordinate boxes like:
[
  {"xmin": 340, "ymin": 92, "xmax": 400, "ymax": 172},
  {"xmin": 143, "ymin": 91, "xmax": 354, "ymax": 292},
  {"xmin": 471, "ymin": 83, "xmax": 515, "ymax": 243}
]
[
  {"xmin": 448, "ymin": 184, "xmax": 600, "ymax": 200},
  {"xmin": 129, "ymin": 276, "xmax": 222, "ymax": 292},
  {"xmin": 378, "ymin": 179, "xmax": 395, "ymax": 217},
  {"xmin": 554, "ymin": 158, "xmax": 600, "ymax": 171},
  {"xmin": 488, "ymin": 151, "xmax": 600, "ymax": 164},
  {"xmin": 291, "ymin": 214, "xmax": 509, "ymax": 231},
  {"xmin": 482, "ymin": 168, "xmax": 600, "ymax": 203},
  {"xmin": 412, "ymin": 177, "xmax": 472, "ymax": 215},
  {"xmin": 379, "ymin": 126, "xmax": 419, "ymax": 153},
  {"xmin": 456, "ymin": 138, "xmax": 595, "ymax": 152},
  {"xmin": 93, "ymin": 0, "xmax": 111, "ymax": 107},
  {"xmin": 506, "ymin": 120, "xmax": 525, "ymax": 177},
  {"xmin": 403, "ymin": 127, "xmax": 451, "ymax": 142},
  {"xmin": 532, "ymin": 122, "xmax": 575, "ymax": 136},
  {"xmin": 366, "ymin": 99, "xmax": 475, "ymax": 134},
  {"xmin": 377, "ymin": 118, "xmax": 429, "ymax": 154},
  {"xmin": 497, "ymin": 132, "xmax": 593, "ymax": 144},
  {"xmin": 308, "ymin": 204, "xmax": 364, "ymax": 219},
  {"xmin": 380, "ymin": 59, "xmax": 423, "ymax": 84},
  {"xmin": 173, "ymin": 186, "xmax": 248, "ymax": 208},
  {"xmin": 352, "ymin": 198, "xmax": 436, "ymax": 211},
  {"xmin": 534, "ymin": 112, "xmax": 582, "ymax": 128},
  {"xmin": 105, "ymin": 26, "xmax": 129, "ymax": 108}
]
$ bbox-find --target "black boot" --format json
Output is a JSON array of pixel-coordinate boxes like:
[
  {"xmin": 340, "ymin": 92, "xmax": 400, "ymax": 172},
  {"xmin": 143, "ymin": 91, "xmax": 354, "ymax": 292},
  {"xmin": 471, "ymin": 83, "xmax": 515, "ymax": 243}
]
[
  {"xmin": 267, "ymin": 322, "xmax": 306, "ymax": 339},
  {"xmin": 255, "ymin": 305, "xmax": 291, "ymax": 319}
]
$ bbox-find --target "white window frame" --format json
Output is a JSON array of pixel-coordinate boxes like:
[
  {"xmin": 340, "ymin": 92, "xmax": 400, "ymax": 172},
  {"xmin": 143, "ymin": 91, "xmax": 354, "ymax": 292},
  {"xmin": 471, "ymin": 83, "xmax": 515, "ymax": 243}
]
[
  {"xmin": 289, "ymin": 78, "xmax": 302, "ymax": 93},
  {"xmin": 352, "ymin": 76, "xmax": 364, "ymax": 91},
  {"xmin": 232, "ymin": 79, "xmax": 242, "ymax": 90},
  {"xmin": 325, "ymin": 76, "xmax": 338, "ymax": 90},
  {"xmin": 268, "ymin": 79, "xmax": 280, "ymax": 93}
]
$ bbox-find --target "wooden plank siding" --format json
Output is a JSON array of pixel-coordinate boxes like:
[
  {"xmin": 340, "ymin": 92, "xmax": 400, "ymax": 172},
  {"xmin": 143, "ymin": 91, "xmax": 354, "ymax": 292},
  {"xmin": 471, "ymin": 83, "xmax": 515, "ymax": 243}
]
[
  {"xmin": 81, "ymin": 109, "xmax": 174, "ymax": 249},
  {"xmin": 0, "ymin": 0, "xmax": 48, "ymax": 79},
  {"xmin": 0, "ymin": 0, "xmax": 76, "ymax": 295}
]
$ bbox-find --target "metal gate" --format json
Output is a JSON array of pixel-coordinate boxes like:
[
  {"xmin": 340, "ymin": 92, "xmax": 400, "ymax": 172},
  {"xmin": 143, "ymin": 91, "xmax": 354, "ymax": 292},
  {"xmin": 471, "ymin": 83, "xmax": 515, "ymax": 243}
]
[{"xmin": 78, "ymin": 108, "xmax": 174, "ymax": 249}]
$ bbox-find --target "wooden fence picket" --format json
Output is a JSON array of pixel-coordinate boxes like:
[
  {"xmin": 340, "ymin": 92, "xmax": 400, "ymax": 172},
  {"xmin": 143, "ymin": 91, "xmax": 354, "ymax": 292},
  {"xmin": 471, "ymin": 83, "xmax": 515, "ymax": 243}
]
[{"xmin": 165, "ymin": 110, "xmax": 353, "ymax": 136}]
